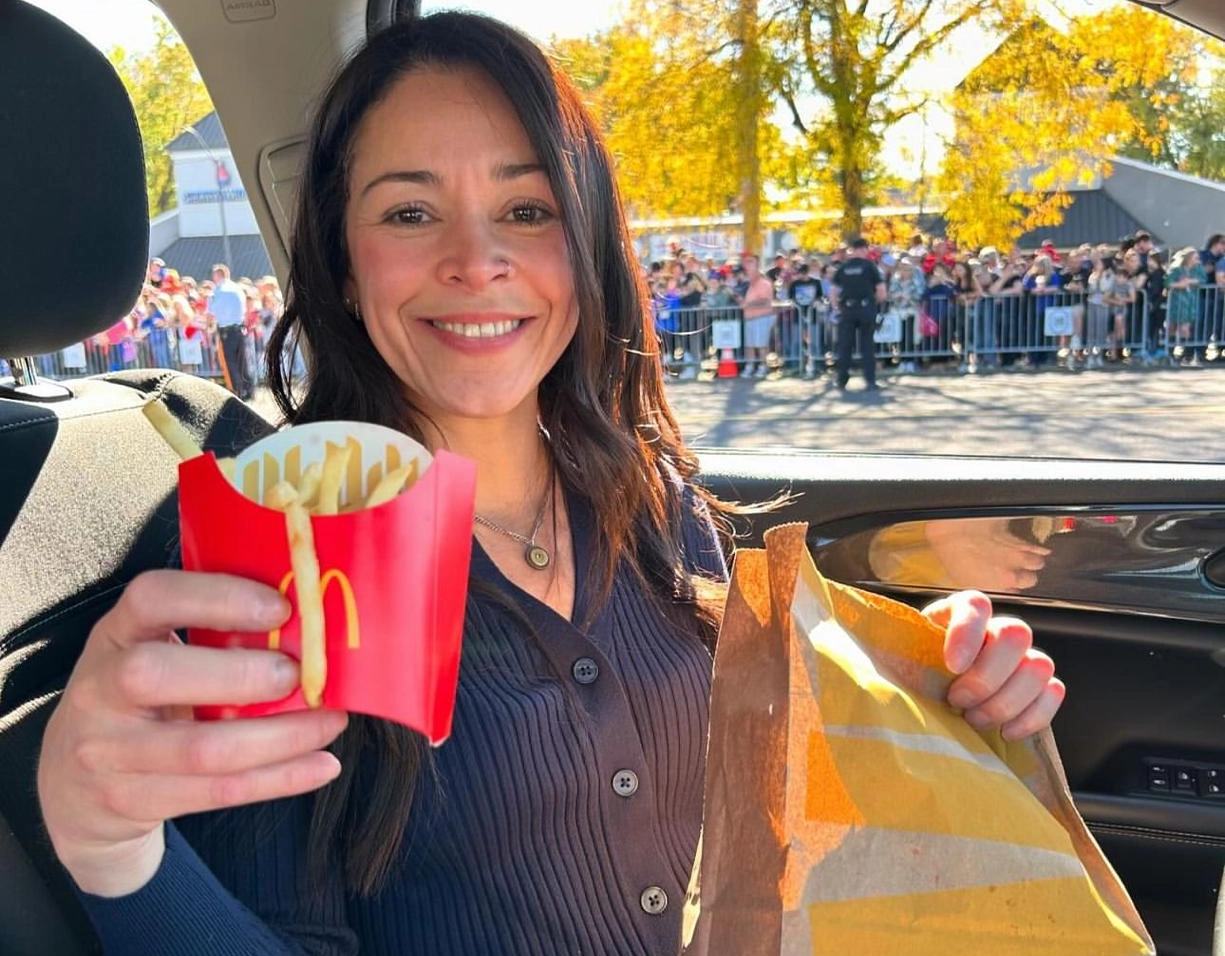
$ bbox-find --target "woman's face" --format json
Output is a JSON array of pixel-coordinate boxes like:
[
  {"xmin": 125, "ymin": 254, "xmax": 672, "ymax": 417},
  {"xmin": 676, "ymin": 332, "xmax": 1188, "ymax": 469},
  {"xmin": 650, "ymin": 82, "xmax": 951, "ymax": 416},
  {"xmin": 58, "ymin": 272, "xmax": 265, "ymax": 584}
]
[{"xmin": 344, "ymin": 65, "xmax": 579, "ymax": 426}]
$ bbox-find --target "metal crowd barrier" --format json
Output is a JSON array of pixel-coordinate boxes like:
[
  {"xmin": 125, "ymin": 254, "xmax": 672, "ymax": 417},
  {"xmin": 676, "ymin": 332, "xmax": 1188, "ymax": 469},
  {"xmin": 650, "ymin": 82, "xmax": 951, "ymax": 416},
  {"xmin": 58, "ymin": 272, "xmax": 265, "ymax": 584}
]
[
  {"xmin": 649, "ymin": 286, "xmax": 1225, "ymax": 377},
  {"xmin": 7, "ymin": 328, "xmax": 272, "ymax": 386},
  {"xmin": 16, "ymin": 286, "xmax": 1224, "ymax": 387},
  {"xmin": 1165, "ymin": 284, "xmax": 1225, "ymax": 360}
]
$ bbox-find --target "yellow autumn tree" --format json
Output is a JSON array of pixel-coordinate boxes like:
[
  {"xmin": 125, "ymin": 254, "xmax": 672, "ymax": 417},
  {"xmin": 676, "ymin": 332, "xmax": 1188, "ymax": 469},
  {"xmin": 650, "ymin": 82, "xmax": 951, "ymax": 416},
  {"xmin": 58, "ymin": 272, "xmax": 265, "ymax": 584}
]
[
  {"xmin": 773, "ymin": 0, "xmax": 1025, "ymax": 241},
  {"xmin": 940, "ymin": 5, "xmax": 1223, "ymax": 251},
  {"xmin": 550, "ymin": 0, "xmax": 794, "ymax": 252},
  {"xmin": 108, "ymin": 14, "xmax": 214, "ymax": 218}
]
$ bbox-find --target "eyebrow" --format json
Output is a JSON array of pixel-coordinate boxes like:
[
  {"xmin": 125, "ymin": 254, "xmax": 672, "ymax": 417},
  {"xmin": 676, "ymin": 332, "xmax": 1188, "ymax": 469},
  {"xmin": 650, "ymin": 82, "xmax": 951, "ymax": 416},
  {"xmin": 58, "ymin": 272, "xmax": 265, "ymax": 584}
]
[{"xmin": 361, "ymin": 162, "xmax": 547, "ymax": 197}]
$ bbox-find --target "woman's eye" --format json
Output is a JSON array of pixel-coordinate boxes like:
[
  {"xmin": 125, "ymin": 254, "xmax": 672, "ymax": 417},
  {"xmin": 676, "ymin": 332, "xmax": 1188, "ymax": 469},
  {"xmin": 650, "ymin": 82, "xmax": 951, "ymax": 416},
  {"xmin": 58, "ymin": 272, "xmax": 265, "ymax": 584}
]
[
  {"xmin": 509, "ymin": 203, "xmax": 553, "ymax": 225},
  {"xmin": 388, "ymin": 207, "xmax": 428, "ymax": 226}
]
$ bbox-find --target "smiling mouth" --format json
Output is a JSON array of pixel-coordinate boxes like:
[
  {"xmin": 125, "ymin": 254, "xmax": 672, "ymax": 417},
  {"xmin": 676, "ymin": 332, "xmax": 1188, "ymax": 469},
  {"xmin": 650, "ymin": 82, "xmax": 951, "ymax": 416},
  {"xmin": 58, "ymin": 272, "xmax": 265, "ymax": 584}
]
[{"xmin": 427, "ymin": 319, "xmax": 523, "ymax": 338}]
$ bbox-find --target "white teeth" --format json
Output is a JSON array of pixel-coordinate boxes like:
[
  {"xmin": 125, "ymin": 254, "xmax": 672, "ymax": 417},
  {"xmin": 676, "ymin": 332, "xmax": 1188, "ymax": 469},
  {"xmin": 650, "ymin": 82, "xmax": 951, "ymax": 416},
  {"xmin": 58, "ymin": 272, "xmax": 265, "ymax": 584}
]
[{"xmin": 430, "ymin": 319, "xmax": 521, "ymax": 338}]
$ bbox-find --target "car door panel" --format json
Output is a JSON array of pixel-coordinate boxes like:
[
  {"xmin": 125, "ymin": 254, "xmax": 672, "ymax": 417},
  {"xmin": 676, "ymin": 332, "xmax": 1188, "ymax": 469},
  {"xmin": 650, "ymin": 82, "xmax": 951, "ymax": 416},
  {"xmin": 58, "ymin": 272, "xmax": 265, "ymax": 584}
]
[{"xmin": 697, "ymin": 452, "xmax": 1225, "ymax": 956}]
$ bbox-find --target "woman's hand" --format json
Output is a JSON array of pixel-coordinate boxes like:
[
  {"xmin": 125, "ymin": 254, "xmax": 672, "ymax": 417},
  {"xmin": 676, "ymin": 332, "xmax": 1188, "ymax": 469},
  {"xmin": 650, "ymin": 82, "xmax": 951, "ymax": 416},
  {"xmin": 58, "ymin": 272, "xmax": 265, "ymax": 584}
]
[
  {"xmin": 37, "ymin": 570, "xmax": 348, "ymax": 898},
  {"xmin": 922, "ymin": 591, "xmax": 1065, "ymax": 741}
]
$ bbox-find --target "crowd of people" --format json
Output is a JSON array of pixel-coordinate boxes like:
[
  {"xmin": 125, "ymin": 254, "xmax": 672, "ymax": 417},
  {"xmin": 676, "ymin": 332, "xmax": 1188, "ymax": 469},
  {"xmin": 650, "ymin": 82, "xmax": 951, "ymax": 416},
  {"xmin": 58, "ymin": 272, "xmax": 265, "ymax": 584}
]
[
  {"xmin": 14, "ymin": 229, "xmax": 1225, "ymax": 395},
  {"xmin": 13, "ymin": 258, "xmax": 292, "ymax": 398},
  {"xmin": 647, "ymin": 229, "xmax": 1225, "ymax": 377}
]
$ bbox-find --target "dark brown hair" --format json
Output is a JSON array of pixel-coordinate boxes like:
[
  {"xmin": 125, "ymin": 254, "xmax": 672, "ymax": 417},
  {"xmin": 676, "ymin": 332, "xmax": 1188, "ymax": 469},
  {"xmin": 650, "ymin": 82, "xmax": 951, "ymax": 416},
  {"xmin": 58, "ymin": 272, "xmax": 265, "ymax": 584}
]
[{"xmin": 264, "ymin": 11, "xmax": 738, "ymax": 896}]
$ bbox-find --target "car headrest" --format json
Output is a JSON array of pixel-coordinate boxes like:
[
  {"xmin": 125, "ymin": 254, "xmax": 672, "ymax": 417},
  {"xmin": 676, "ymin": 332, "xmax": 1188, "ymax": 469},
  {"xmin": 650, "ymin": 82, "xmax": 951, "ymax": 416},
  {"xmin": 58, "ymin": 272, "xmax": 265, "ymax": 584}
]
[{"xmin": 0, "ymin": 1, "xmax": 148, "ymax": 359}]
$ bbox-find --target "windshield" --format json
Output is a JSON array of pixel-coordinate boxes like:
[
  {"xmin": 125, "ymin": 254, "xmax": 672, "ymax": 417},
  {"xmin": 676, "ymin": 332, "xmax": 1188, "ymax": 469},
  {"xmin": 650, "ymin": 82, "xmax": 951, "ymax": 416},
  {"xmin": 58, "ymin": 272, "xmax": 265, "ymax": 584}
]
[{"xmin": 24, "ymin": 0, "xmax": 1225, "ymax": 463}]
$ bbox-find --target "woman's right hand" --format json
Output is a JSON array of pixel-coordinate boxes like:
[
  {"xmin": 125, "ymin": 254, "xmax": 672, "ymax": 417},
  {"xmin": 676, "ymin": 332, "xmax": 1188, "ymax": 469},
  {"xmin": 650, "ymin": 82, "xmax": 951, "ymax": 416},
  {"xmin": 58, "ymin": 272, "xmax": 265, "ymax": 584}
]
[{"xmin": 37, "ymin": 570, "xmax": 348, "ymax": 898}]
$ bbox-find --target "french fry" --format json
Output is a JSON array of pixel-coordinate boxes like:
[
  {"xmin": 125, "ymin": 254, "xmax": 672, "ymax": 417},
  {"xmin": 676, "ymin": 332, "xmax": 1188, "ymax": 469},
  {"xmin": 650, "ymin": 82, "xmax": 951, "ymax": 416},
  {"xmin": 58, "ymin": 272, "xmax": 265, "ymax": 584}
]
[
  {"xmin": 284, "ymin": 500, "xmax": 326, "ymax": 708},
  {"xmin": 142, "ymin": 399, "xmax": 202, "ymax": 460},
  {"xmin": 216, "ymin": 456, "xmax": 237, "ymax": 485},
  {"xmin": 296, "ymin": 463, "xmax": 323, "ymax": 511},
  {"xmin": 264, "ymin": 480, "xmax": 300, "ymax": 510},
  {"xmin": 362, "ymin": 460, "xmax": 420, "ymax": 509},
  {"xmin": 316, "ymin": 443, "xmax": 351, "ymax": 516}
]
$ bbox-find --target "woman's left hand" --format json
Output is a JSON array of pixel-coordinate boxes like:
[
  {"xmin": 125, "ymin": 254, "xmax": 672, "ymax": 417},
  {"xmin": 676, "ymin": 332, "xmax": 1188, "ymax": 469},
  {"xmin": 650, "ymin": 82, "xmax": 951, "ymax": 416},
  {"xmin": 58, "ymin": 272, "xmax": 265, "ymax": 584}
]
[{"xmin": 922, "ymin": 591, "xmax": 1066, "ymax": 741}]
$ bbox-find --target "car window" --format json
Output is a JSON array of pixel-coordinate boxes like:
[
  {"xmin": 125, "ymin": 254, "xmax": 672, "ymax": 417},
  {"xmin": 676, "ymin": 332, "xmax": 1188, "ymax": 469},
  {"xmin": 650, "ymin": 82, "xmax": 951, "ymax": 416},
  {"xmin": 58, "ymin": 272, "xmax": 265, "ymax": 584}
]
[{"xmin": 26, "ymin": 0, "xmax": 1225, "ymax": 463}]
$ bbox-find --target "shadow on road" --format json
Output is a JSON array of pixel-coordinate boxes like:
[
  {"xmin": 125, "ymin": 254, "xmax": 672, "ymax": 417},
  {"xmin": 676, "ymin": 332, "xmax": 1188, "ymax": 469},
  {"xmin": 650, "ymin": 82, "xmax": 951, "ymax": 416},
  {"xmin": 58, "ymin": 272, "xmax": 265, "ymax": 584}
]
[{"xmin": 666, "ymin": 367, "xmax": 1225, "ymax": 460}]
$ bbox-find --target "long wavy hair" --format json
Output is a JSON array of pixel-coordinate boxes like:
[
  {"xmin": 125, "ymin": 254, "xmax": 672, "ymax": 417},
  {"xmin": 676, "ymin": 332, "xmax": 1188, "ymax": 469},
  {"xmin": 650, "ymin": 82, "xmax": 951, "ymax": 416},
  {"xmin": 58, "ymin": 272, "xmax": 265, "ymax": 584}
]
[{"xmin": 264, "ymin": 10, "xmax": 737, "ymax": 896}]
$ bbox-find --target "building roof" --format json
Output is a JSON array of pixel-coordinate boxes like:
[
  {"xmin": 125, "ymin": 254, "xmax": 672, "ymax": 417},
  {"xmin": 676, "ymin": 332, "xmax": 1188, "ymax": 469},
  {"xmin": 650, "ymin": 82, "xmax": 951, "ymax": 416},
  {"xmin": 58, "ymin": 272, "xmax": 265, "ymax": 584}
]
[
  {"xmin": 165, "ymin": 111, "xmax": 228, "ymax": 153},
  {"xmin": 1015, "ymin": 189, "xmax": 1155, "ymax": 250},
  {"xmin": 157, "ymin": 235, "xmax": 274, "ymax": 283}
]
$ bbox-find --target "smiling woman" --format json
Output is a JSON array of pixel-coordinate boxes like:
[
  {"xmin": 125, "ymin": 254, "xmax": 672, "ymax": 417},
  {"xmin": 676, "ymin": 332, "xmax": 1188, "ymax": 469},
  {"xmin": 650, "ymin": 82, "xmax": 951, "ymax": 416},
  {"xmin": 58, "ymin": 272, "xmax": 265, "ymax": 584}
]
[
  {"xmin": 34, "ymin": 11, "xmax": 1064, "ymax": 956},
  {"xmin": 342, "ymin": 67, "xmax": 580, "ymax": 428}
]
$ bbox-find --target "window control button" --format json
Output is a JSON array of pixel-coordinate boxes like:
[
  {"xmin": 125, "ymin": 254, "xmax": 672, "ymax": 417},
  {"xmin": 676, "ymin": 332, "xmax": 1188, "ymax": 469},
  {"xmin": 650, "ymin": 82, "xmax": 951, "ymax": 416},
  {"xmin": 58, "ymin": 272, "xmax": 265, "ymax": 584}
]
[
  {"xmin": 1174, "ymin": 768, "xmax": 1197, "ymax": 791},
  {"xmin": 1148, "ymin": 770, "xmax": 1170, "ymax": 791},
  {"xmin": 1200, "ymin": 769, "xmax": 1224, "ymax": 797}
]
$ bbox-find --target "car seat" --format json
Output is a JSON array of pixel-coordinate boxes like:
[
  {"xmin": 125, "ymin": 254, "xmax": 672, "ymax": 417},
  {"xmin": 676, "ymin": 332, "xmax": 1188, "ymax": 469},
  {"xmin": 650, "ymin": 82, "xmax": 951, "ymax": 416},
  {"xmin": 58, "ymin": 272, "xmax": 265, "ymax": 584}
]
[{"xmin": 0, "ymin": 4, "xmax": 276, "ymax": 952}]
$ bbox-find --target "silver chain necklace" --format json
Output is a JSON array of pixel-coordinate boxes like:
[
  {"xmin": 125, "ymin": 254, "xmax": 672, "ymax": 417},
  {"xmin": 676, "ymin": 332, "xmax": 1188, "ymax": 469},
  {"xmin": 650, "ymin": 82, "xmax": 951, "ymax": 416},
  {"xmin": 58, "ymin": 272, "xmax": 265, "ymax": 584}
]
[{"xmin": 473, "ymin": 478, "xmax": 553, "ymax": 571}]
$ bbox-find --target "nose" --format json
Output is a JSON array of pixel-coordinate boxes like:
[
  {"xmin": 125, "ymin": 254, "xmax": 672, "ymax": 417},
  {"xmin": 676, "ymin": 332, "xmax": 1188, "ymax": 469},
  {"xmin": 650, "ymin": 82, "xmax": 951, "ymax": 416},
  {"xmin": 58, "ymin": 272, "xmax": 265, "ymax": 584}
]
[{"xmin": 435, "ymin": 214, "xmax": 511, "ymax": 289}]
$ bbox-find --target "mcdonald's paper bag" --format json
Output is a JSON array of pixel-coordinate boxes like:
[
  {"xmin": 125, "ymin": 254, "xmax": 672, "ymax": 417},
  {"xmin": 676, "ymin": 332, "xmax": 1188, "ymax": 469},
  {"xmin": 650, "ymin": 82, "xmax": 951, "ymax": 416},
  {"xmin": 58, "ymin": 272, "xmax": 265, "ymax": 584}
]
[
  {"xmin": 681, "ymin": 523, "xmax": 1153, "ymax": 956},
  {"xmin": 179, "ymin": 421, "xmax": 476, "ymax": 745}
]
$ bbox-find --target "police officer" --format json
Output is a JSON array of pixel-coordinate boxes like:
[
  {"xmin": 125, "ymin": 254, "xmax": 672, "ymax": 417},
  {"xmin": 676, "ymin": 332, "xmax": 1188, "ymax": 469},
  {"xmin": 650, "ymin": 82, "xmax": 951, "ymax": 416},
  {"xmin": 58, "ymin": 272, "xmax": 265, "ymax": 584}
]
[{"xmin": 830, "ymin": 238, "xmax": 887, "ymax": 391}]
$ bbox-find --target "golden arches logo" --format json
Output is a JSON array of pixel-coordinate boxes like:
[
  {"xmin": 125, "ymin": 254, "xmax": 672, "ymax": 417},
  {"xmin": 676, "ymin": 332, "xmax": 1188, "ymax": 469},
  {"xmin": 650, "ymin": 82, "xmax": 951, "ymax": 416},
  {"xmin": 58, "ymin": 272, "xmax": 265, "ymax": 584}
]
[{"xmin": 268, "ymin": 569, "xmax": 360, "ymax": 651}]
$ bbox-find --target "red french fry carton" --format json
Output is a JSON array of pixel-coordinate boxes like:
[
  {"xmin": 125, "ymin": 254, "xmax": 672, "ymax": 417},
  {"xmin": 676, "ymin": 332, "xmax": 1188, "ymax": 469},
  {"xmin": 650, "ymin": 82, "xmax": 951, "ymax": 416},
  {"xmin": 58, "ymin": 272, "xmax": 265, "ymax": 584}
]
[{"xmin": 179, "ymin": 421, "xmax": 476, "ymax": 745}]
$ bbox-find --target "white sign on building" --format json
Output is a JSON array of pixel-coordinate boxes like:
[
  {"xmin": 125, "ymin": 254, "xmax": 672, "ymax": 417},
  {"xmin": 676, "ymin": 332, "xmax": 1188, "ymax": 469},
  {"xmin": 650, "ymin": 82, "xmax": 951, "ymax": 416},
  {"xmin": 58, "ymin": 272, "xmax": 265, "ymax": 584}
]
[{"xmin": 172, "ymin": 153, "xmax": 258, "ymax": 238}]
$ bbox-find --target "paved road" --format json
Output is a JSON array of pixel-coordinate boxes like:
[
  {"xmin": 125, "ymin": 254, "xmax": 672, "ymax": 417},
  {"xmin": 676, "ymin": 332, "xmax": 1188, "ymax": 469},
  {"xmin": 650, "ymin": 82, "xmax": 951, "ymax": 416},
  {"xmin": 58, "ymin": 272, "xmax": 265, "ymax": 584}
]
[
  {"xmin": 251, "ymin": 364, "xmax": 1225, "ymax": 462},
  {"xmin": 661, "ymin": 365, "xmax": 1225, "ymax": 461}
]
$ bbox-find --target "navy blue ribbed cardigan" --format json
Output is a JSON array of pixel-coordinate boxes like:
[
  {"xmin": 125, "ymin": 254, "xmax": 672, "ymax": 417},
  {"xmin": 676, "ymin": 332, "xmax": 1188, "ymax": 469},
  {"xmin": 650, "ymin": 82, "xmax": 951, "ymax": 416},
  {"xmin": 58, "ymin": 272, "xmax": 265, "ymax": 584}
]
[{"xmin": 77, "ymin": 488, "xmax": 727, "ymax": 954}]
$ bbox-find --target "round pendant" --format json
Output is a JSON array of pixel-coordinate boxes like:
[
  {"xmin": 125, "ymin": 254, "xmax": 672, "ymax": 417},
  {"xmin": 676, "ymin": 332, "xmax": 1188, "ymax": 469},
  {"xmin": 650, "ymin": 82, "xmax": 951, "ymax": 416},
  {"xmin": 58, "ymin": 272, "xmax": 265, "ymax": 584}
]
[{"xmin": 526, "ymin": 544, "xmax": 551, "ymax": 570}]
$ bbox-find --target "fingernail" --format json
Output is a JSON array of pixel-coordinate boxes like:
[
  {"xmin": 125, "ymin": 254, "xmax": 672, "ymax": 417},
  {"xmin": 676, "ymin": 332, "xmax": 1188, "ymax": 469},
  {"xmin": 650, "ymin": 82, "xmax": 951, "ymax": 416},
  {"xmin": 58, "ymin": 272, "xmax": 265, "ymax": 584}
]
[
  {"xmin": 273, "ymin": 656, "xmax": 299, "ymax": 688},
  {"xmin": 948, "ymin": 689, "xmax": 975, "ymax": 709},
  {"xmin": 254, "ymin": 592, "xmax": 290, "ymax": 626}
]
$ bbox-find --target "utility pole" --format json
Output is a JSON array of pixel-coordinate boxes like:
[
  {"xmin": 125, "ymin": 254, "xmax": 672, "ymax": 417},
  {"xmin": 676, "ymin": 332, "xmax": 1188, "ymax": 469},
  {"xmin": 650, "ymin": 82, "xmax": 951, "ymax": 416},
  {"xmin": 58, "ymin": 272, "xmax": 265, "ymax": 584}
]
[{"xmin": 181, "ymin": 125, "xmax": 233, "ymax": 270}]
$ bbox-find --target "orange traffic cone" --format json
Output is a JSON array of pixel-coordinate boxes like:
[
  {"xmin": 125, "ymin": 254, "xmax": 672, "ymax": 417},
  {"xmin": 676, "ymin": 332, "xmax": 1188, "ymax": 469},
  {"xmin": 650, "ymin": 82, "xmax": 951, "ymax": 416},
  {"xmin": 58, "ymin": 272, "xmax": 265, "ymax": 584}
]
[{"xmin": 716, "ymin": 348, "xmax": 739, "ymax": 378}]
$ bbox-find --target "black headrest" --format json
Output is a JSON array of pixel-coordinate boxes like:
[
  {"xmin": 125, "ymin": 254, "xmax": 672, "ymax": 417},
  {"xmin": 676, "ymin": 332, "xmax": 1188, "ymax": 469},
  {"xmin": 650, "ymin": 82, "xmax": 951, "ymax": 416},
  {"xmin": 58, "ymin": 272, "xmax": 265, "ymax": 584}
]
[{"xmin": 0, "ymin": 2, "xmax": 148, "ymax": 358}]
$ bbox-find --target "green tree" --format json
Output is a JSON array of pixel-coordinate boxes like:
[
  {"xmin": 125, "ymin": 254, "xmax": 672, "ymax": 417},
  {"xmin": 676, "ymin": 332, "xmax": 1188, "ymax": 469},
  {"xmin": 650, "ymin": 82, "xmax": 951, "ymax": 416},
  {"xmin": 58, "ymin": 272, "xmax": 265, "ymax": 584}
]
[
  {"xmin": 108, "ymin": 15, "xmax": 214, "ymax": 218},
  {"xmin": 1166, "ymin": 73, "xmax": 1225, "ymax": 180}
]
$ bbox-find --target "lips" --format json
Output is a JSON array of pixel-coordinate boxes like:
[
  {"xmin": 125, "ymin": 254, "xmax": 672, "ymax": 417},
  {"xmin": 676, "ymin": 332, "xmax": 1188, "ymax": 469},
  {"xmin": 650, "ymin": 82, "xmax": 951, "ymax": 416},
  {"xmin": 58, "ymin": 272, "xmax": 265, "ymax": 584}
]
[
  {"xmin": 428, "ymin": 318, "xmax": 522, "ymax": 338},
  {"xmin": 419, "ymin": 312, "xmax": 531, "ymax": 350}
]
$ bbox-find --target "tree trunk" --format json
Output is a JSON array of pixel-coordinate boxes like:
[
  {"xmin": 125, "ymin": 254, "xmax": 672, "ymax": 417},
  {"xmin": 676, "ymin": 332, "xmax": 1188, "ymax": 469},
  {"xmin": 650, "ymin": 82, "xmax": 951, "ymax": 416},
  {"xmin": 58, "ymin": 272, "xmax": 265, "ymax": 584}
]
[
  {"xmin": 839, "ymin": 151, "xmax": 864, "ymax": 242},
  {"xmin": 735, "ymin": 0, "xmax": 763, "ymax": 256}
]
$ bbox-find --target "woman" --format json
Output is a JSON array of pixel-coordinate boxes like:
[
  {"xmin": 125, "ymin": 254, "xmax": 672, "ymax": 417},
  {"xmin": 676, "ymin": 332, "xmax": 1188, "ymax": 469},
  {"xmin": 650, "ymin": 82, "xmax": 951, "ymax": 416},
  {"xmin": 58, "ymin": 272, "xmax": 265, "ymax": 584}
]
[
  {"xmin": 171, "ymin": 292, "xmax": 205, "ymax": 372},
  {"xmin": 37, "ymin": 14, "xmax": 1064, "ymax": 955},
  {"xmin": 1143, "ymin": 250, "xmax": 1168, "ymax": 364},
  {"xmin": 1021, "ymin": 255, "xmax": 1062, "ymax": 367},
  {"xmin": 1103, "ymin": 260, "xmax": 1136, "ymax": 363},
  {"xmin": 1167, "ymin": 246, "xmax": 1207, "ymax": 365},
  {"xmin": 1120, "ymin": 247, "xmax": 1150, "ymax": 361},
  {"xmin": 653, "ymin": 272, "xmax": 683, "ymax": 375},
  {"xmin": 920, "ymin": 264, "xmax": 958, "ymax": 367},
  {"xmin": 952, "ymin": 260, "xmax": 979, "ymax": 372},
  {"xmin": 886, "ymin": 256, "xmax": 923, "ymax": 372},
  {"xmin": 1082, "ymin": 251, "xmax": 1113, "ymax": 369},
  {"xmin": 139, "ymin": 292, "xmax": 176, "ymax": 369}
]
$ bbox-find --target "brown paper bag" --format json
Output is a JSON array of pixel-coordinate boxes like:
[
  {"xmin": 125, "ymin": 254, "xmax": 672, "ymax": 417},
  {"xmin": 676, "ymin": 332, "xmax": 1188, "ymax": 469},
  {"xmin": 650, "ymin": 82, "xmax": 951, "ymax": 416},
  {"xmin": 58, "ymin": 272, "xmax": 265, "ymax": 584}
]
[{"xmin": 681, "ymin": 523, "xmax": 1153, "ymax": 956}]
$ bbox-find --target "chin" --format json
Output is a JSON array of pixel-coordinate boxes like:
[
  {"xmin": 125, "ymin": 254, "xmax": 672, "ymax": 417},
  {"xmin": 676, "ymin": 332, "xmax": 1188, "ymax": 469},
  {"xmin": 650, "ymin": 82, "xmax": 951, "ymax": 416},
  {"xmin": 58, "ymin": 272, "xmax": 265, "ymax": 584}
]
[{"xmin": 407, "ymin": 381, "xmax": 540, "ymax": 425}]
